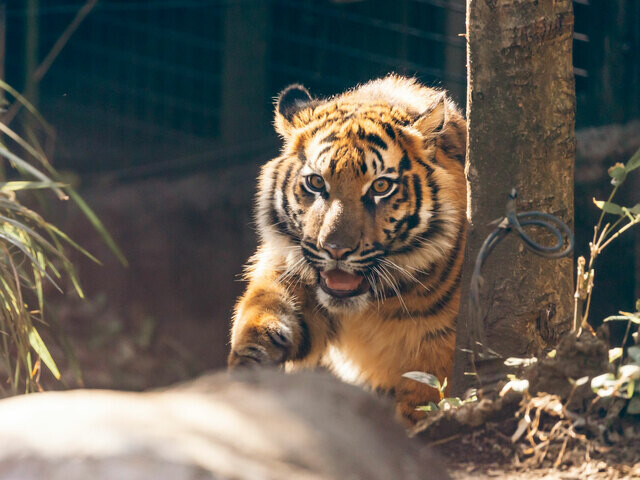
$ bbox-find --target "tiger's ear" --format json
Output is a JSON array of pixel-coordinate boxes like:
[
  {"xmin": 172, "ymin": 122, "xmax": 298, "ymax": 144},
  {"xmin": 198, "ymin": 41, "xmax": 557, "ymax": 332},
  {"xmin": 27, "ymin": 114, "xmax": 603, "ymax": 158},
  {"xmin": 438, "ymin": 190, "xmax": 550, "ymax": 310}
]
[
  {"xmin": 412, "ymin": 95, "xmax": 446, "ymax": 137},
  {"xmin": 274, "ymin": 84, "xmax": 313, "ymax": 137}
]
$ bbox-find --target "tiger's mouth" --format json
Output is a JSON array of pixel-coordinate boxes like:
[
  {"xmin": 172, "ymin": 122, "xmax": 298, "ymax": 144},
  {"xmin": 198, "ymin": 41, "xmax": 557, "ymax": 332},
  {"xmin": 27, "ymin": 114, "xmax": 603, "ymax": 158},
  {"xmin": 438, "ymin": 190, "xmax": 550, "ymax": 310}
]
[{"xmin": 319, "ymin": 269, "xmax": 370, "ymax": 298}]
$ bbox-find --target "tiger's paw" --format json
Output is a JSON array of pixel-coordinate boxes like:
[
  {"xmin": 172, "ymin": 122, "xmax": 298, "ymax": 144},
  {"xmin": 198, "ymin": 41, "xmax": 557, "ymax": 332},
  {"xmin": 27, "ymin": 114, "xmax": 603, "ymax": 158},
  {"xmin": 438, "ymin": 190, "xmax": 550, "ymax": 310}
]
[{"xmin": 228, "ymin": 316, "xmax": 295, "ymax": 368}]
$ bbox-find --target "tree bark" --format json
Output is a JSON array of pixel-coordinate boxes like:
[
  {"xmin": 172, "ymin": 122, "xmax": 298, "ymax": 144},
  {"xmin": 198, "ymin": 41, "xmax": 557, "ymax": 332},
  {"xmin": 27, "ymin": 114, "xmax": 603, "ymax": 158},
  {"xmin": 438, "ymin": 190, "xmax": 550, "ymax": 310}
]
[{"xmin": 453, "ymin": 0, "xmax": 576, "ymax": 393}]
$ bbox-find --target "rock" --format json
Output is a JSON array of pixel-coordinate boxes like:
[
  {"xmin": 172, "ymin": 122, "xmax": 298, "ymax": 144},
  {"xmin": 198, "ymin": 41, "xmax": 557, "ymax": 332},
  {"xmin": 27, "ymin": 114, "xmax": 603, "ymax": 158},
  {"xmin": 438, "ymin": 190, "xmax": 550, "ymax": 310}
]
[{"xmin": 0, "ymin": 369, "xmax": 447, "ymax": 480}]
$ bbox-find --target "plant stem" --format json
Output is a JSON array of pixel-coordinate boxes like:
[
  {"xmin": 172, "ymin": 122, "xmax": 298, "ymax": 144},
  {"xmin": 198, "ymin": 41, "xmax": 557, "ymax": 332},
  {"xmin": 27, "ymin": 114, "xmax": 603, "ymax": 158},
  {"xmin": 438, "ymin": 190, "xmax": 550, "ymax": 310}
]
[
  {"xmin": 621, "ymin": 319, "xmax": 633, "ymax": 351},
  {"xmin": 599, "ymin": 219, "xmax": 640, "ymax": 252},
  {"xmin": 601, "ymin": 216, "xmax": 625, "ymax": 243},
  {"xmin": 593, "ymin": 187, "xmax": 618, "ymax": 245}
]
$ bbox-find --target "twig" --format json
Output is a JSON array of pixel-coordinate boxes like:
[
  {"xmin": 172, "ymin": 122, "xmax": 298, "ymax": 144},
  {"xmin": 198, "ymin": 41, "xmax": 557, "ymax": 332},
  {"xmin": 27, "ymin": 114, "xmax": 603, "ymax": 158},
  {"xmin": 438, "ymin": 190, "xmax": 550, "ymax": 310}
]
[
  {"xmin": 426, "ymin": 433, "xmax": 462, "ymax": 447},
  {"xmin": 553, "ymin": 436, "xmax": 569, "ymax": 468}
]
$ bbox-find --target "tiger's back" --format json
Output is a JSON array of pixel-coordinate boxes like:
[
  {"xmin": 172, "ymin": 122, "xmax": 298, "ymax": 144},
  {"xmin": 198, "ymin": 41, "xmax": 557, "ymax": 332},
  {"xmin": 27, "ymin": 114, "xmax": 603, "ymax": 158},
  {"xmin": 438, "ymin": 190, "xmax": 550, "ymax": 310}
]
[{"xmin": 229, "ymin": 75, "xmax": 467, "ymax": 423}]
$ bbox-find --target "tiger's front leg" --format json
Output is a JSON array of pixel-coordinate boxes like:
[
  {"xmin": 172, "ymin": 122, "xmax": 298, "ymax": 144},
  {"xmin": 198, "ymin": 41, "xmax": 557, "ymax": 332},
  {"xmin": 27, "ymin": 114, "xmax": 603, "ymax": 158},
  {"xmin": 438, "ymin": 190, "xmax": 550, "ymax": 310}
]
[
  {"xmin": 228, "ymin": 271, "xmax": 313, "ymax": 368},
  {"xmin": 395, "ymin": 337, "xmax": 456, "ymax": 425}
]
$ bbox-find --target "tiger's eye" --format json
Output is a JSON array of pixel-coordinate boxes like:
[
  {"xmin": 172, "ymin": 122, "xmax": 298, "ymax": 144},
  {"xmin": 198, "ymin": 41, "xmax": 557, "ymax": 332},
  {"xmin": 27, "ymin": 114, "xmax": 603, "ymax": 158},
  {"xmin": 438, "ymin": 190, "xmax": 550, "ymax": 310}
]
[
  {"xmin": 305, "ymin": 174, "xmax": 325, "ymax": 192},
  {"xmin": 371, "ymin": 178, "xmax": 392, "ymax": 195}
]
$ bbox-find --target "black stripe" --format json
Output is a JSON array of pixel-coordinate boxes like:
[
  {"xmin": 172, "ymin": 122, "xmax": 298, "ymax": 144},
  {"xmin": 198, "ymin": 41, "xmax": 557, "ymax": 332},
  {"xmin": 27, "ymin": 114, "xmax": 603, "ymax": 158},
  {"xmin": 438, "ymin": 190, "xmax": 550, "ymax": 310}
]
[
  {"xmin": 361, "ymin": 246, "xmax": 384, "ymax": 256},
  {"xmin": 438, "ymin": 218, "xmax": 465, "ymax": 284},
  {"xmin": 371, "ymin": 148, "xmax": 384, "ymax": 173},
  {"xmin": 382, "ymin": 122, "xmax": 396, "ymax": 140},
  {"xmin": 366, "ymin": 133, "xmax": 388, "ymax": 151},
  {"xmin": 266, "ymin": 158, "xmax": 292, "ymax": 237},
  {"xmin": 280, "ymin": 163, "xmax": 295, "ymax": 225},
  {"xmin": 422, "ymin": 161, "xmax": 435, "ymax": 177},
  {"xmin": 415, "ymin": 152, "xmax": 437, "ymax": 170},
  {"xmin": 424, "ymin": 325, "xmax": 456, "ymax": 342},
  {"xmin": 329, "ymin": 157, "xmax": 338, "ymax": 175},
  {"xmin": 352, "ymin": 249, "xmax": 384, "ymax": 260},
  {"xmin": 350, "ymin": 255, "xmax": 383, "ymax": 266},
  {"xmin": 374, "ymin": 386, "xmax": 395, "ymax": 397},
  {"xmin": 319, "ymin": 132, "xmax": 338, "ymax": 144},
  {"xmin": 389, "ymin": 171, "xmax": 447, "ymax": 255},
  {"xmin": 316, "ymin": 145, "xmax": 332, "ymax": 159},
  {"xmin": 301, "ymin": 241, "xmax": 323, "ymax": 256},
  {"xmin": 394, "ymin": 268, "xmax": 463, "ymax": 317},
  {"xmin": 293, "ymin": 317, "xmax": 312, "ymax": 360},
  {"xmin": 392, "ymin": 174, "xmax": 423, "ymax": 241},
  {"xmin": 406, "ymin": 174, "xmax": 423, "ymax": 232},
  {"xmin": 378, "ymin": 261, "xmax": 437, "ymax": 297},
  {"xmin": 271, "ymin": 164, "xmax": 300, "ymax": 241},
  {"xmin": 417, "ymin": 172, "xmax": 442, "ymax": 239},
  {"xmin": 399, "ymin": 152, "xmax": 411, "ymax": 173},
  {"xmin": 360, "ymin": 158, "xmax": 368, "ymax": 174}
]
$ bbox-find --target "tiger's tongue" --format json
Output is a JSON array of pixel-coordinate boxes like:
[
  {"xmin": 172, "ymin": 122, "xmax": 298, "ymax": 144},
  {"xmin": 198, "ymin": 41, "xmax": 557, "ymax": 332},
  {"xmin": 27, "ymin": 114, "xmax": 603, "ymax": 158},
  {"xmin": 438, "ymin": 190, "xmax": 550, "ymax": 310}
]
[{"xmin": 321, "ymin": 269, "xmax": 363, "ymax": 291}]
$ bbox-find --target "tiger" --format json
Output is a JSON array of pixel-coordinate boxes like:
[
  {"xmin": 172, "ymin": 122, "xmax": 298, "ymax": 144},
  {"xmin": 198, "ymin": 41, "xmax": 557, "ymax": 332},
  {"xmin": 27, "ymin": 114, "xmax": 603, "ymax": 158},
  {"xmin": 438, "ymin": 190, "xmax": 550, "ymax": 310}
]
[{"xmin": 228, "ymin": 75, "xmax": 467, "ymax": 424}]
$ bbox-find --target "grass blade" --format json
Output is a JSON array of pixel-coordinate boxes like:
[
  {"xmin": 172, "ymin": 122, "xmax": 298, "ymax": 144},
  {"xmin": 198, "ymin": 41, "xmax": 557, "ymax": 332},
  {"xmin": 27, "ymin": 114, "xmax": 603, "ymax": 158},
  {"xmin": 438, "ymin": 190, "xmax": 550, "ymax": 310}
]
[{"xmin": 28, "ymin": 325, "xmax": 61, "ymax": 380}]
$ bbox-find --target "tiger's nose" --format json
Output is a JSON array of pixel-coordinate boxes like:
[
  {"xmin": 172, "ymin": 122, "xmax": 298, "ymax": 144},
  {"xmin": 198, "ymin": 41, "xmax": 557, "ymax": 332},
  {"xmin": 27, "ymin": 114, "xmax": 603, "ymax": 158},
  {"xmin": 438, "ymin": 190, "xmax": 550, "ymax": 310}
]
[{"xmin": 323, "ymin": 243, "xmax": 352, "ymax": 260}]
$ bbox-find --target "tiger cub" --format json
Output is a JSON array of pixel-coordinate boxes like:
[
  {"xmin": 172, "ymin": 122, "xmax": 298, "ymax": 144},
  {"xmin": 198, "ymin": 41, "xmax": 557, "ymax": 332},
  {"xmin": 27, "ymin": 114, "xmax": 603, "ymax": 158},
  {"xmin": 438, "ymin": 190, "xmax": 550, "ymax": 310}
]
[{"xmin": 228, "ymin": 75, "xmax": 467, "ymax": 424}]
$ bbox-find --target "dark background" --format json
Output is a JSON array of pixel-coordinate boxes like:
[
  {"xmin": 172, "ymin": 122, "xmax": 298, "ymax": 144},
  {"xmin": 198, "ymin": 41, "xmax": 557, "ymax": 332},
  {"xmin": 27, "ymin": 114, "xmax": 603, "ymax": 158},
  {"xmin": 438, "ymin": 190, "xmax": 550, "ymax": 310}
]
[{"xmin": 2, "ymin": 0, "xmax": 639, "ymax": 390}]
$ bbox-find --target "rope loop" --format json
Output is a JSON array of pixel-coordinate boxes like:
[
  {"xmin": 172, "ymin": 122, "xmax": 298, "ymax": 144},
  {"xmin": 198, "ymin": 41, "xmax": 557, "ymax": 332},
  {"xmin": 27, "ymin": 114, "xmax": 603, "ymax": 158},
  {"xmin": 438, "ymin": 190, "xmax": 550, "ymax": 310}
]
[{"xmin": 469, "ymin": 188, "xmax": 574, "ymax": 362}]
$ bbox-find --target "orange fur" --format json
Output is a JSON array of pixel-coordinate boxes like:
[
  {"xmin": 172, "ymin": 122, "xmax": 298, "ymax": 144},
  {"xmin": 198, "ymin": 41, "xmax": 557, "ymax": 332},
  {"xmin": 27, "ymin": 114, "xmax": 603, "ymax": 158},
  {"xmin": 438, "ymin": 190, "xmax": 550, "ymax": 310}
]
[{"xmin": 229, "ymin": 75, "xmax": 467, "ymax": 424}]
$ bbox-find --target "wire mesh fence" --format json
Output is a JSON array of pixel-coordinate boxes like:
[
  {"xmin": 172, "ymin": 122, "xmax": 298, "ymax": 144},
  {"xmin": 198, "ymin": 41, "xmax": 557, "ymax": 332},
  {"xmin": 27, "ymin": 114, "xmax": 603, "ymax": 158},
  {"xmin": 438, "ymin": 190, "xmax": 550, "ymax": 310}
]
[
  {"xmin": 3, "ymin": 0, "xmax": 638, "ymax": 178},
  {"xmin": 4, "ymin": 0, "xmax": 465, "ymax": 177}
]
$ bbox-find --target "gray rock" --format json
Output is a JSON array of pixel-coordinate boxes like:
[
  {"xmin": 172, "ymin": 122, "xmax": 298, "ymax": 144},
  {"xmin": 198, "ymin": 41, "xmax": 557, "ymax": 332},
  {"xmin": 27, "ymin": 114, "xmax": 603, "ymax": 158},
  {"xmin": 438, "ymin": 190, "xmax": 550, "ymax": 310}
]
[{"xmin": 0, "ymin": 369, "xmax": 447, "ymax": 480}]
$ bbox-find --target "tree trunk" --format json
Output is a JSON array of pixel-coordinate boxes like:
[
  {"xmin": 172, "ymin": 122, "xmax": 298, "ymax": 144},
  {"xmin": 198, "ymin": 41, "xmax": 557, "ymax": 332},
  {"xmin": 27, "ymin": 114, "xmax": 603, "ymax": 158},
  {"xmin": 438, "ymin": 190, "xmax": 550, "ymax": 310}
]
[{"xmin": 453, "ymin": 0, "xmax": 576, "ymax": 392}]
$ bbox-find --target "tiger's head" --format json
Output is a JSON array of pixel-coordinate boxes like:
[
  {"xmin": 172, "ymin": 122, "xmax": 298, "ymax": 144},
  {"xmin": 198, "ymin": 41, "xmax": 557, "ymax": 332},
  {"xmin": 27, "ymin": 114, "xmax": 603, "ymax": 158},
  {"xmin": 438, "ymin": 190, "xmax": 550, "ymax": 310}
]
[{"xmin": 257, "ymin": 76, "xmax": 467, "ymax": 313}]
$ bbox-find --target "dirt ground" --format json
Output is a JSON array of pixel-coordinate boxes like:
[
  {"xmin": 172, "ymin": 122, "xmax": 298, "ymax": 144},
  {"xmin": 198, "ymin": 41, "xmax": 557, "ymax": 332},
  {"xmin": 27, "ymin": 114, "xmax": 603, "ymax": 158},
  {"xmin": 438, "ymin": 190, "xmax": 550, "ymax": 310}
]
[{"xmin": 415, "ymin": 333, "xmax": 640, "ymax": 479}]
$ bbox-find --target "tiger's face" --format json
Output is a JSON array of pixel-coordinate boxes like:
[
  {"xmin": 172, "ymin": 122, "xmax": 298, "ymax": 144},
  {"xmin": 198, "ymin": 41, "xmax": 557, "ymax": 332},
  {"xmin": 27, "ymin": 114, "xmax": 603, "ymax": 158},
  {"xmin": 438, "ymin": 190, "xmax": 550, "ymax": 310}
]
[{"xmin": 259, "ymin": 82, "xmax": 464, "ymax": 312}]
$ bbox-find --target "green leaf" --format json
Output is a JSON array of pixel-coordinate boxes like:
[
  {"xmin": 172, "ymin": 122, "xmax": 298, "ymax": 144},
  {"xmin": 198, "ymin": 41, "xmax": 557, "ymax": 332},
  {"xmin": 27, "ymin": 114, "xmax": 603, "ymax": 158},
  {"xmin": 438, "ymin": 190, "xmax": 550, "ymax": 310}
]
[
  {"xmin": 415, "ymin": 403, "xmax": 438, "ymax": 412},
  {"xmin": 0, "ymin": 181, "xmax": 67, "ymax": 192},
  {"xmin": 44, "ymin": 222, "xmax": 101, "ymax": 265},
  {"xmin": 65, "ymin": 189, "xmax": 128, "ymax": 267},
  {"xmin": 500, "ymin": 378, "xmax": 529, "ymax": 395},
  {"xmin": 591, "ymin": 373, "xmax": 617, "ymax": 397},
  {"xmin": 619, "ymin": 364, "xmax": 640, "ymax": 382},
  {"xmin": 609, "ymin": 347, "xmax": 623, "ymax": 363},
  {"xmin": 603, "ymin": 314, "xmax": 640, "ymax": 325},
  {"xmin": 439, "ymin": 397, "xmax": 462, "ymax": 409},
  {"xmin": 0, "ymin": 79, "xmax": 55, "ymax": 138},
  {"xmin": 608, "ymin": 163, "xmax": 627, "ymax": 186},
  {"xmin": 627, "ymin": 396, "xmax": 640, "ymax": 415},
  {"xmin": 575, "ymin": 376, "xmax": 590, "ymax": 387},
  {"xmin": 0, "ymin": 230, "xmax": 62, "ymax": 292},
  {"xmin": 593, "ymin": 199, "xmax": 624, "ymax": 215},
  {"xmin": 625, "ymin": 147, "xmax": 640, "ymax": 173},
  {"xmin": 0, "ymin": 148, "xmax": 60, "ymax": 191},
  {"xmin": 620, "ymin": 311, "xmax": 640, "ymax": 324},
  {"xmin": 28, "ymin": 325, "xmax": 60, "ymax": 380},
  {"xmin": 402, "ymin": 371, "xmax": 441, "ymax": 389},
  {"xmin": 504, "ymin": 356, "xmax": 538, "ymax": 367}
]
